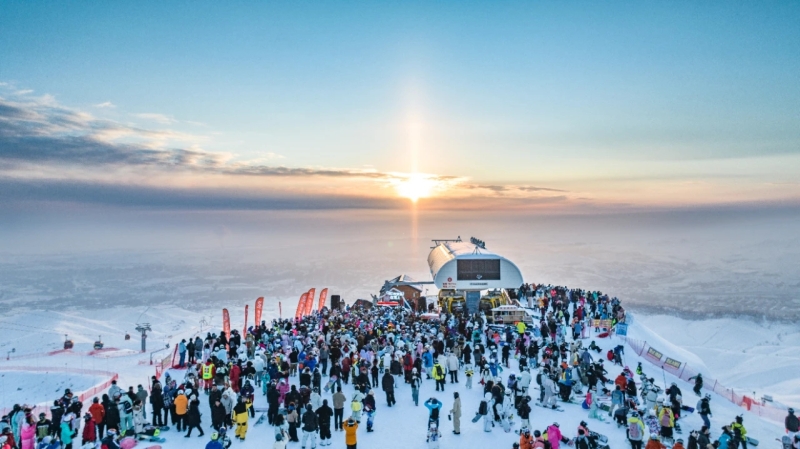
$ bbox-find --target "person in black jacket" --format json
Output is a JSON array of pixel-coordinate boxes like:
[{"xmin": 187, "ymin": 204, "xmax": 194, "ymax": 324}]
[
  {"xmin": 211, "ymin": 399, "xmax": 227, "ymax": 431},
  {"xmin": 316, "ymin": 399, "xmax": 333, "ymax": 446},
  {"xmin": 301, "ymin": 404, "xmax": 318, "ymax": 448},
  {"xmin": 285, "ymin": 385, "xmax": 300, "ymax": 409},
  {"xmin": 381, "ymin": 371, "xmax": 396, "ymax": 407},
  {"xmin": 299, "ymin": 367, "xmax": 312, "ymax": 388},
  {"xmin": 183, "ymin": 395, "xmax": 204, "ymax": 437},
  {"xmin": 267, "ymin": 383, "xmax": 281, "ymax": 425},
  {"xmin": 150, "ymin": 381, "xmax": 164, "ymax": 427},
  {"xmin": 103, "ymin": 395, "xmax": 120, "ymax": 433},
  {"xmin": 363, "ymin": 391, "xmax": 377, "ymax": 432},
  {"xmin": 50, "ymin": 401, "xmax": 64, "ymax": 437},
  {"xmin": 786, "ymin": 408, "xmax": 799, "ymax": 434}
]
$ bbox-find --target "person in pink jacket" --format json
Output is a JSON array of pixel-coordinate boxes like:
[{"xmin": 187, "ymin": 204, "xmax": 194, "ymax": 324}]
[
  {"xmin": 20, "ymin": 421, "xmax": 36, "ymax": 449},
  {"xmin": 546, "ymin": 422, "xmax": 569, "ymax": 449}
]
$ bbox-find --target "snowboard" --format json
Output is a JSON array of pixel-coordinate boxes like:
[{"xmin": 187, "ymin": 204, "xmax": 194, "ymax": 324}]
[
  {"xmin": 255, "ymin": 412, "xmax": 267, "ymax": 426},
  {"xmin": 535, "ymin": 403, "xmax": 564, "ymax": 412},
  {"xmin": 146, "ymin": 437, "xmax": 166, "ymax": 443},
  {"xmin": 145, "ymin": 446, "xmax": 162, "ymax": 449},
  {"xmin": 323, "ymin": 375, "xmax": 339, "ymax": 392},
  {"xmin": 471, "ymin": 413, "xmax": 484, "ymax": 423},
  {"xmin": 779, "ymin": 436, "xmax": 791, "ymax": 449},
  {"xmin": 680, "ymin": 405, "xmax": 694, "ymax": 414},
  {"xmin": 589, "ymin": 431, "xmax": 608, "ymax": 444},
  {"xmin": 746, "ymin": 436, "xmax": 759, "ymax": 446}
]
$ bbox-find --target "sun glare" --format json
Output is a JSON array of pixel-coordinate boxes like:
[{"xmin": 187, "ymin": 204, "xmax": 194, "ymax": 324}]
[{"xmin": 395, "ymin": 174, "xmax": 437, "ymax": 202}]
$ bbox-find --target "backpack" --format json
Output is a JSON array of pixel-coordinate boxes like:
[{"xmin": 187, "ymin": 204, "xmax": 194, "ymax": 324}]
[
  {"xmin": 478, "ymin": 400, "xmax": 488, "ymax": 415},
  {"xmin": 628, "ymin": 421, "xmax": 642, "ymax": 440},
  {"xmin": 660, "ymin": 410, "xmax": 672, "ymax": 427},
  {"xmin": 430, "ymin": 407, "xmax": 439, "ymax": 420},
  {"xmin": 435, "ymin": 366, "xmax": 443, "ymax": 377},
  {"xmin": 122, "ymin": 400, "xmax": 133, "ymax": 415}
]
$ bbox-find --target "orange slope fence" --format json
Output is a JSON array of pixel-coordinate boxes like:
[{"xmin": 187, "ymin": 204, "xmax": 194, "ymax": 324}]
[{"xmin": 0, "ymin": 366, "xmax": 118, "ymax": 418}]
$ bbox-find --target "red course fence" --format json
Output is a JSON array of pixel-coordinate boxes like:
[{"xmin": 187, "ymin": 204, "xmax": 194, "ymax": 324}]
[
  {"xmin": 0, "ymin": 366, "xmax": 118, "ymax": 418},
  {"xmin": 623, "ymin": 336, "xmax": 788, "ymax": 423}
]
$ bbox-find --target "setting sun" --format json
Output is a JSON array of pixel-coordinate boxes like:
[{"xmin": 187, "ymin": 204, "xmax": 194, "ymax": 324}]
[{"xmin": 395, "ymin": 173, "xmax": 438, "ymax": 202}]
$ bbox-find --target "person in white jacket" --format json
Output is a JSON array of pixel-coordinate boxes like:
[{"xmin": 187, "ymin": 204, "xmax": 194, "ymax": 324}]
[
  {"xmin": 518, "ymin": 369, "xmax": 532, "ymax": 395},
  {"xmin": 446, "ymin": 354, "xmax": 460, "ymax": 383},
  {"xmin": 273, "ymin": 432, "xmax": 287, "ymax": 449}
]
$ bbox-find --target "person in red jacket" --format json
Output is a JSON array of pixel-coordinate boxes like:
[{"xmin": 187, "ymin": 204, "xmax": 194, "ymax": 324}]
[
  {"xmin": 230, "ymin": 363, "xmax": 241, "ymax": 393},
  {"xmin": 82, "ymin": 413, "xmax": 97, "ymax": 445},
  {"xmin": 88, "ymin": 397, "xmax": 106, "ymax": 437}
]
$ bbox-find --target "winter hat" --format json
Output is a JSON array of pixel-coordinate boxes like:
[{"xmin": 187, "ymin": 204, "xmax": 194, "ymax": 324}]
[{"xmin": 190, "ymin": 395, "xmax": 197, "ymax": 401}]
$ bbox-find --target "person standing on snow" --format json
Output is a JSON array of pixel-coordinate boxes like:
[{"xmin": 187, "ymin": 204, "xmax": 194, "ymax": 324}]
[
  {"xmin": 627, "ymin": 411, "xmax": 645, "ymax": 449},
  {"xmin": 432, "ymin": 361, "xmax": 446, "ymax": 392},
  {"xmin": 300, "ymin": 404, "xmax": 319, "ymax": 448},
  {"xmin": 184, "ymin": 395, "xmax": 205, "ymax": 438},
  {"xmin": 315, "ymin": 399, "xmax": 333, "ymax": 447},
  {"xmin": 731, "ymin": 415, "xmax": 748, "ymax": 449},
  {"xmin": 449, "ymin": 392, "xmax": 461, "ymax": 435},
  {"xmin": 786, "ymin": 408, "xmax": 799, "ymax": 439},
  {"xmin": 381, "ymin": 371, "xmax": 396, "ymax": 407},
  {"xmin": 343, "ymin": 417, "xmax": 358, "ymax": 449},
  {"xmin": 424, "ymin": 398, "xmax": 442, "ymax": 427},
  {"xmin": 697, "ymin": 395, "xmax": 712, "ymax": 430}
]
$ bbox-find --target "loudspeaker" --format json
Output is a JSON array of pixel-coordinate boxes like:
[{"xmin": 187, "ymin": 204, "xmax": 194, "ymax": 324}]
[{"xmin": 331, "ymin": 295, "xmax": 341, "ymax": 310}]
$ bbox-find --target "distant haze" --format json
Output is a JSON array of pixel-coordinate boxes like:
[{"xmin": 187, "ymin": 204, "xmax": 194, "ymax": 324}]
[{"xmin": 1, "ymin": 206, "xmax": 797, "ymax": 321}]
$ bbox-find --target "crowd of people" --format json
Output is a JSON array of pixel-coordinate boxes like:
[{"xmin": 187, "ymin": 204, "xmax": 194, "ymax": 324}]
[{"xmin": 2, "ymin": 283, "xmax": 799, "ymax": 449}]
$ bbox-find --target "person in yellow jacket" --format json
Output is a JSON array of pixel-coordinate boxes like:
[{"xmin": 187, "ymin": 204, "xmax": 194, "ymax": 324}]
[
  {"xmin": 658, "ymin": 406, "xmax": 675, "ymax": 440},
  {"xmin": 432, "ymin": 361, "xmax": 446, "ymax": 392},
  {"xmin": 232, "ymin": 396, "xmax": 251, "ymax": 440},
  {"xmin": 344, "ymin": 417, "xmax": 358, "ymax": 449},
  {"xmin": 202, "ymin": 360, "xmax": 215, "ymax": 393},
  {"xmin": 731, "ymin": 415, "xmax": 748, "ymax": 449},
  {"xmin": 516, "ymin": 321, "xmax": 526, "ymax": 335}
]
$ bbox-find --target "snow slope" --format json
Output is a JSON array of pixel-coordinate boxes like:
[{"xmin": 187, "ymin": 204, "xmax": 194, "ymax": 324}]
[
  {"xmin": 634, "ymin": 314, "xmax": 800, "ymax": 407},
  {"xmin": 0, "ymin": 305, "xmax": 794, "ymax": 449}
]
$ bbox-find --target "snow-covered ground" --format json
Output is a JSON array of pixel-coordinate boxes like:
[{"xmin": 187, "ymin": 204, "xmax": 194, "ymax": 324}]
[
  {"xmin": 0, "ymin": 304, "xmax": 795, "ymax": 449},
  {"xmin": 635, "ymin": 314, "xmax": 800, "ymax": 407},
  {"xmin": 0, "ymin": 370, "xmax": 106, "ymax": 409}
]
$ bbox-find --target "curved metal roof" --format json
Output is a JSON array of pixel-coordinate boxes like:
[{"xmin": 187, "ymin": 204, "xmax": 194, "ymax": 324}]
[{"xmin": 427, "ymin": 241, "xmax": 523, "ymax": 289}]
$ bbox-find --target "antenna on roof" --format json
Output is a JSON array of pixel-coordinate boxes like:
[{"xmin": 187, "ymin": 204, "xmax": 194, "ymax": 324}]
[{"xmin": 430, "ymin": 236, "xmax": 462, "ymax": 248}]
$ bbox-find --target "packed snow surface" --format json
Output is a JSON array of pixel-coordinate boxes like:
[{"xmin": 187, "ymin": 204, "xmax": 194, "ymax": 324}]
[
  {"xmin": 0, "ymin": 304, "xmax": 795, "ymax": 449},
  {"xmin": 0, "ymin": 371, "xmax": 105, "ymax": 409}
]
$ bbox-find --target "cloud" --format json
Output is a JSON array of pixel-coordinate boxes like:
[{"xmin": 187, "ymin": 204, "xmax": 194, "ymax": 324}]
[
  {"xmin": 0, "ymin": 88, "xmax": 569, "ymax": 211},
  {"xmin": 93, "ymin": 101, "xmax": 116, "ymax": 109},
  {"xmin": 0, "ymin": 177, "xmax": 405, "ymax": 211},
  {"xmin": 133, "ymin": 112, "xmax": 177, "ymax": 124}
]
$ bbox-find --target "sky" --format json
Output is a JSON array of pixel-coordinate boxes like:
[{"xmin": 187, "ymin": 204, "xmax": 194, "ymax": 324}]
[{"xmin": 1, "ymin": 1, "xmax": 799, "ymax": 213}]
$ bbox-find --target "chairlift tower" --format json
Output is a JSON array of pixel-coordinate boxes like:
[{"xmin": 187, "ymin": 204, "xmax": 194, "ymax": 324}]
[{"xmin": 135, "ymin": 323, "xmax": 151, "ymax": 352}]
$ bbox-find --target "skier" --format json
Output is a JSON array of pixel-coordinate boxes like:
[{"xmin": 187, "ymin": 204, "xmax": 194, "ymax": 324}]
[
  {"xmin": 688, "ymin": 373, "xmax": 703, "ymax": 396},
  {"xmin": 184, "ymin": 395, "xmax": 205, "ymax": 438}
]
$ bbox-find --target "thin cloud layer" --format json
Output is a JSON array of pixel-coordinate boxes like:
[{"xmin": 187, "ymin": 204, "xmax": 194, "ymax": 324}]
[{"xmin": 0, "ymin": 90, "xmax": 566, "ymax": 211}]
